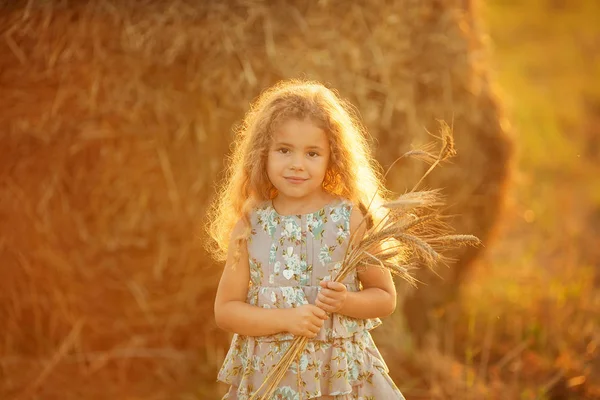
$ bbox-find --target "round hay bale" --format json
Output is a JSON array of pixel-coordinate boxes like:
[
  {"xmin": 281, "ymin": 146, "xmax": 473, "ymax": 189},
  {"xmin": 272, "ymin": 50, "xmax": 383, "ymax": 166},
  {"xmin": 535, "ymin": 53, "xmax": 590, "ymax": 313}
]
[{"xmin": 0, "ymin": 0, "xmax": 512, "ymax": 398}]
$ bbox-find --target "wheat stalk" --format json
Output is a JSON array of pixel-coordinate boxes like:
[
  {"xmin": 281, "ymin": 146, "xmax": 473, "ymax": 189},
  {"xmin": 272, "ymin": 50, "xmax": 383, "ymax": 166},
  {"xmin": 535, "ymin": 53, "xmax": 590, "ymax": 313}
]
[
  {"xmin": 411, "ymin": 120, "xmax": 456, "ymax": 192},
  {"xmin": 249, "ymin": 122, "xmax": 480, "ymax": 399}
]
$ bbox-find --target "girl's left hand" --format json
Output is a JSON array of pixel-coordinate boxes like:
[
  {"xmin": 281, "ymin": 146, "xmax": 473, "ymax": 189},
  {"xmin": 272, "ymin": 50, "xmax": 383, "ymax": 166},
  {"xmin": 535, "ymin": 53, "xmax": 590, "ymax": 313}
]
[{"xmin": 316, "ymin": 281, "xmax": 347, "ymax": 313}]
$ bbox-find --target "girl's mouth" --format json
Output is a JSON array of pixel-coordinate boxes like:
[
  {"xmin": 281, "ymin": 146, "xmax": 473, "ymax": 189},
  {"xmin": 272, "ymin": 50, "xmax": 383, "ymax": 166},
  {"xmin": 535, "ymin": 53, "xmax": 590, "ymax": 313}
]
[{"xmin": 285, "ymin": 177, "xmax": 307, "ymax": 184}]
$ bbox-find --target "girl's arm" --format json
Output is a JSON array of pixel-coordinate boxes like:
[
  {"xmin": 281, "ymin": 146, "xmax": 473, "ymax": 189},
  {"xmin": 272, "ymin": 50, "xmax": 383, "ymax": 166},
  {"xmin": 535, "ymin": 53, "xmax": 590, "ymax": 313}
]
[
  {"xmin": 318, "ymin": 206, "xmax": 397, "ymax": 320},
  {"xmin": 214, "ymin": 220, "xmax": 288, "ymax": 336},
  {"xmin": 214, "ymin": 220, "xmax": 328, "ymax": 337}
]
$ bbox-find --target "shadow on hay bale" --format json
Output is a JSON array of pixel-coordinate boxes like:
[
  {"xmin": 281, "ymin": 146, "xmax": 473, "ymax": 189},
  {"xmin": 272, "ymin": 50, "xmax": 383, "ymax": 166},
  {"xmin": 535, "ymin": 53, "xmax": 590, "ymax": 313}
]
[{"xmin": 0, "ymin": 0, "xmax": 512, "ymax": 398}]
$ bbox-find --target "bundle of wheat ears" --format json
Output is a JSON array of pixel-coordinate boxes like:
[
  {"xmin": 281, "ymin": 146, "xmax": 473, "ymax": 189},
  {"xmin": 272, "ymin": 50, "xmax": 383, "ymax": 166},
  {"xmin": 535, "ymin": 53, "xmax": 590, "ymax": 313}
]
[{"xmin": 249, "ymin": 122, "xmax": 481, "ymax": 399}]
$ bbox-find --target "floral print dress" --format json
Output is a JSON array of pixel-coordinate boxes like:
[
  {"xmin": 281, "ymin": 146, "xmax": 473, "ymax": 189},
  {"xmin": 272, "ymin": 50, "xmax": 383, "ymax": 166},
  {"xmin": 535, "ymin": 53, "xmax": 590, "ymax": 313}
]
[{"xmin": 218, "ymin": 198, "xmax": 405, "ymax": 399}]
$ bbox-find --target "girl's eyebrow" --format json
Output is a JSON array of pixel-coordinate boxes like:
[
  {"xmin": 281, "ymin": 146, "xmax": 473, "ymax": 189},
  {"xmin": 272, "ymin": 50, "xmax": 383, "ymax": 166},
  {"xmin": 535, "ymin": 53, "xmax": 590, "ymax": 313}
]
[{"xmin": 274, "ymin": 142, "xmax": 324, "ymax": 151}]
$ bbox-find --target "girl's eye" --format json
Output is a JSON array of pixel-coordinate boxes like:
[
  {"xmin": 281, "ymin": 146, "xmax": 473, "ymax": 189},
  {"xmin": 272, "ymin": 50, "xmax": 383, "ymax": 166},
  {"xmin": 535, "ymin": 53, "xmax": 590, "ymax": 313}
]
[
  {"xmin": 278, "ymin": 148, "xmax": 290, "ymax": 154},
  {"xmin": 308, "ymin": 151, "xmax": 319, "ymax": 158}
]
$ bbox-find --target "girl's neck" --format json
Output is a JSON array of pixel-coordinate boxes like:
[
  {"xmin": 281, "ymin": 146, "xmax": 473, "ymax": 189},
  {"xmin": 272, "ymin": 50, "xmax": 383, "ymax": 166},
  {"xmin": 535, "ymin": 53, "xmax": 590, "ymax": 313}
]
[{"xmin": 271, "ymin": 190, "xmax": 338, "ymax": 216}]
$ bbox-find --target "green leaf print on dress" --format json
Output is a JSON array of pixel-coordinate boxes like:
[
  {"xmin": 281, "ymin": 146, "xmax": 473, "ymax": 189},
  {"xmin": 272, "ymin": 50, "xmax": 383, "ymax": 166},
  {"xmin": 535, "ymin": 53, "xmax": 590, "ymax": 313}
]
[
  {"xmin": 288, "ymin": 352, "xmax": 310, "ymax": 374},
  {"xmin": 280, "ymin": 287, "xmax": 308, "ymax": 308},
  {"xmin": 306, "ymin": 211, "xmax": 326, "ymax": 240},
  {"xmin": 256, "ymin": 206, "xmax": 278, "ymax": 238},
  {"xmin": 318, "ymin": 245, "xmax": 335, "ymax": 266},
  {"xmin": 271, "ymin": 386, "xmax": 300, "ymax": 400},
  {"xmin": 249, "ymin": 258, "xmax": 263, "ymax": 286}
]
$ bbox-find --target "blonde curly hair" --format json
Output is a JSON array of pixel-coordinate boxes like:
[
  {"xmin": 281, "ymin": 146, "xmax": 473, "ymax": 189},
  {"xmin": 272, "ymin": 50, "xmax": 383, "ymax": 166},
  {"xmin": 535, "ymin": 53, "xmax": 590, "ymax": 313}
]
[{"xmin": 206, "ymin": 79, "xmax": 392, "ymax": 261}]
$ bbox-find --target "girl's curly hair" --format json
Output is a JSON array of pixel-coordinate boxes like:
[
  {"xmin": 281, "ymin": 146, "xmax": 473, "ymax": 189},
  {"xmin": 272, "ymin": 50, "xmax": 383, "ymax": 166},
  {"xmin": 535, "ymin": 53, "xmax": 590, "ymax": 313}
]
[{"xmin": 206, "ymin": 79, "xmax": 392, "ymax": 261}]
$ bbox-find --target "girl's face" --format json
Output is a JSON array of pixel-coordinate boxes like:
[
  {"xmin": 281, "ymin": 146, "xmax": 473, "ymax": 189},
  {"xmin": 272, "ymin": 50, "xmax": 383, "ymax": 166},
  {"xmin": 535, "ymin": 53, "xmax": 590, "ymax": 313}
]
[{"xmin": 267, "ymin": 118, "xmax": 330, "ymax": 202}]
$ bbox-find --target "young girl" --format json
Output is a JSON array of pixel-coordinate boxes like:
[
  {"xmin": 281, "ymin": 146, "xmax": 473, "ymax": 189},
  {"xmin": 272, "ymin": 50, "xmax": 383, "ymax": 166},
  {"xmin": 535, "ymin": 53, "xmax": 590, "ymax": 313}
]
[{"xmin": 208, "ymin": 79, "xmax": 405, "ymax": 399}]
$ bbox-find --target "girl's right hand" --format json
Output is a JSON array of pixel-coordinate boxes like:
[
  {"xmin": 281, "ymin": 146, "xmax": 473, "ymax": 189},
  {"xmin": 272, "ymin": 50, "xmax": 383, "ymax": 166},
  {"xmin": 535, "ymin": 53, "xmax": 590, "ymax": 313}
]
[{"xmin": 286, "ymin": 305, "xmax": 329, "ymax": 338}]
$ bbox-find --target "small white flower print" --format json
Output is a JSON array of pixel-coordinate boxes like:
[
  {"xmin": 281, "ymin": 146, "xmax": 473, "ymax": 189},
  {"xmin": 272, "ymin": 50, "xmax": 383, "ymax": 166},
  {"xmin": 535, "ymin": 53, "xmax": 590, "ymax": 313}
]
[
  {"xmin": 336, "ymin": 224, "xmax": 349, "ymax": 242},
  {"xmin": 282, "ymin": 246, "xmax": 300, "ymax": 275},
  {"xmin": 269, "ymin": 242, "xmax": 277, "ymax": 264},
  {"xmin": 331, "ymin": 206, "xmax": 344, "ymax": 222},
  {"xmin": 319, "ymin": 245, "xmax": 333, "ymax": 265},
  {"xmin": 281, "ymin": 219, "xmax": 302, "ymax": 242}
]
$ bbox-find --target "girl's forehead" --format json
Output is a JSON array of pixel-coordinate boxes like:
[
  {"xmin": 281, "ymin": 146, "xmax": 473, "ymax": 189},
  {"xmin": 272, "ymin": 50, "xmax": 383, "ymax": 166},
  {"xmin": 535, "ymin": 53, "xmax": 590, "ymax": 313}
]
[{"xmin": 271, "ymin": 118, "xmax": 329, "ymax": 147}]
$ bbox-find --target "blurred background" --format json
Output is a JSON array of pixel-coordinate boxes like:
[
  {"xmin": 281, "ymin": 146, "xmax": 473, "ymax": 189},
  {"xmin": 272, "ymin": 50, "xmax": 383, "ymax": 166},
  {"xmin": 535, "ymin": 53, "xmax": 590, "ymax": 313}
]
[{"xmin": 0, "ymin": 0, "xmax": 598, "ymax": 399}]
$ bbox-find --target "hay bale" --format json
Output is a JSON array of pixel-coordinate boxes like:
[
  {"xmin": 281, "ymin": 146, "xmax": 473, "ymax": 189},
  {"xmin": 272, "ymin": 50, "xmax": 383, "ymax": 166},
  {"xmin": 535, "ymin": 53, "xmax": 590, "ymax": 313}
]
[
  {"xmin": 370, "ymin": 1, "xmax": 515, "ymax": 343},
  {"xmin": 0, "ymin": 0, "xmax": 512, "ymax": 398}
]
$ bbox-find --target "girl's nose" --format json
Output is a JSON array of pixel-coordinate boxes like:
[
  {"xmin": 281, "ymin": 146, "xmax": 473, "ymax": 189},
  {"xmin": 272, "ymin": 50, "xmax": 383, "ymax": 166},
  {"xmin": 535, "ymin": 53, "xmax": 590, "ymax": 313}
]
[{"xmin": 290, "ymin": 154, "xmax": 305, "ymax": 170}]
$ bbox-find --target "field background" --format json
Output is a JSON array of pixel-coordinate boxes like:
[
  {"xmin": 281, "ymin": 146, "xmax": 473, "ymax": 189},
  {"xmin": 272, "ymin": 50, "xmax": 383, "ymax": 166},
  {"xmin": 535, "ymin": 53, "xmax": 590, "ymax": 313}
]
[
  {"xmin": 1, "ymin": 0, "xmax": 599, "ymax": 399},
  {"xmin": 443, "ymin": 1, "xmax": 600, "ymax": 398}
]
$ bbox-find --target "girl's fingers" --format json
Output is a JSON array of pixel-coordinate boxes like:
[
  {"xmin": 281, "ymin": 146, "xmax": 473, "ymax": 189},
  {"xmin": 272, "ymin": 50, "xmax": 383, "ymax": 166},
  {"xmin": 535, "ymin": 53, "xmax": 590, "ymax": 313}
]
[
  {"xmin": 309, "ymin": 305, "xmax": 329, "ymax": 319},
  {"xmin": 315, "ymin": 307, "xmax": 328, "ymax": 319},
  {"xmin": 317, "ymin": 304, "xmax": 332, "ymax": 313},
  {"xmin": 315, "ymin": 299, "xmax": 326, "ymax": 310},
  {"xmin": 312, "ymin": 303, "xmax": 329, "ymax": 318},
  {"xmin": 318, "ymin": 298, "xmax": 340, "ymax": 313},
  {"xmin": 320, "ymin": 288, "xmax": 341, "ymax": 298},
  {"xmin": 322, "ymin": 281, "xmax": 342, "ymax": 289},
  {"xmin": 315, "ymin": 298, "xmax": 326, "ymax": 309},
  {"xmin": 319, "ymin": 292, "xmax": 344, "ymax": 306},
  {"xmin": 316, "ymin": 299, "xmax": 337, "ymax": 313},
  {"xmin": 317, "ymin": 294, "xmax": 335, "ymax": 306},
  {"xmin": 310, "ymin": 314, "xmax": 322, "ymax": 326},
  {"xmin": 327, "ymin": 282, "xmax": 346, "ymax": 291}
]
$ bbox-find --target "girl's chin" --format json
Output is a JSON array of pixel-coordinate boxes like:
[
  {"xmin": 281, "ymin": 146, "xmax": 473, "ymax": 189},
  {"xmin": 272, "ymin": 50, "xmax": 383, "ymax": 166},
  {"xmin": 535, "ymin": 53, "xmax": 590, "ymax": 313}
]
[{"xmin": 274, "ymin": 189, "xmax": 314, "ymax": 199}]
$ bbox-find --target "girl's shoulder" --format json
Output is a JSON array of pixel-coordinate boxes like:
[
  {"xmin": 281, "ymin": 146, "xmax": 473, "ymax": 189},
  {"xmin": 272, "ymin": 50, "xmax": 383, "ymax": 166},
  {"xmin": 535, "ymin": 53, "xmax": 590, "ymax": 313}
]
[
  {"xmin": 251, "ymin": 200, "xmax": 275, "ymax": 218},
  {"xmin": 331, "ymin": 196, "xmax": 353, "ymax": 207},
  {"xmin": 327, "ymin": 196, "xmax": 354, "ymax": 213}
]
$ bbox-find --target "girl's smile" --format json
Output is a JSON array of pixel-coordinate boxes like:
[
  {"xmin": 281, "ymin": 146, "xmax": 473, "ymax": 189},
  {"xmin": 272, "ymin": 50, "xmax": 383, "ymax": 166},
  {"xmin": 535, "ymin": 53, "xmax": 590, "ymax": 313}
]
[{"xmin": 284, "ymin": 176, "xmax": 307, "ymax": 184}]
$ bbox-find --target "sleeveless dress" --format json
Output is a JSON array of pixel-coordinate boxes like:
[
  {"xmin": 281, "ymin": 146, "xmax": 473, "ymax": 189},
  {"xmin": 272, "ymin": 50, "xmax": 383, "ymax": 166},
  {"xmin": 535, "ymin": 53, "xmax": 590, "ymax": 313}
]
[{"xmin": 218, "ymin": 198, "xmax": 405, "ymax": 399}]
